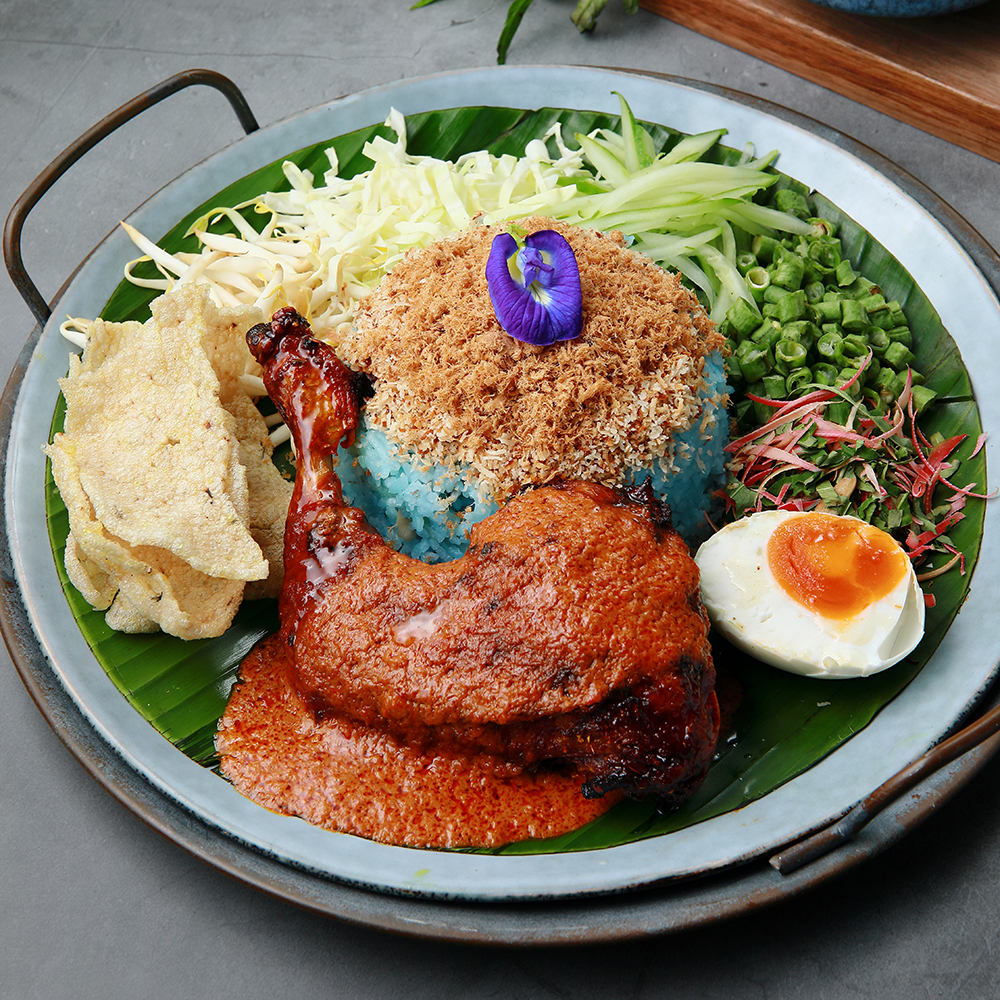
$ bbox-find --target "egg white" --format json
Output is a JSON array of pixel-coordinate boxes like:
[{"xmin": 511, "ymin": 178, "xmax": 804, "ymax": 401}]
[{"xmin": 694, "ymin": 510, "xmax": 926, "ymax": 679}]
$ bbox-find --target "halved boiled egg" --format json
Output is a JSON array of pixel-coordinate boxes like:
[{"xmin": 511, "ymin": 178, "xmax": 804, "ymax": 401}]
[{"xmin": 694, "ymin": 510, "xmax": 925, "ymax": 679}]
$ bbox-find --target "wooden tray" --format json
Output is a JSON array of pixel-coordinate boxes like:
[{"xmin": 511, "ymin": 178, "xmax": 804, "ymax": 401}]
[{"xmin": 641, "ymin": 0, "xmax": 1000, "ymax": 162}]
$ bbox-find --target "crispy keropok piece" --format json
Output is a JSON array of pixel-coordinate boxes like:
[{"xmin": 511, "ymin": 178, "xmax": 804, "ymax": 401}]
[
  {"xmin": 46, "ymin": 284, "xmax": 292, "ymax": 638},
  {"xmin": 153, "ymin": 289, "xmax": 292, "ymax": 600},
  {"xmin": 217, "ymin": 309, "xmax": 719, "ymax": 847}
]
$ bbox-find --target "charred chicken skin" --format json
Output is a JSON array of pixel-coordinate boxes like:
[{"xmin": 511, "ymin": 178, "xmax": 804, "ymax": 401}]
[{"xmin": 239, "ymin": 307, "xmax": 720, "ymax": 809}]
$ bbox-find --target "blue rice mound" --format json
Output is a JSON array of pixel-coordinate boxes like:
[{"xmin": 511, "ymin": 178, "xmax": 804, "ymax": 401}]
[{"xmin": 337, "ymin": 349, "xmax": 730, "ymax": 562}]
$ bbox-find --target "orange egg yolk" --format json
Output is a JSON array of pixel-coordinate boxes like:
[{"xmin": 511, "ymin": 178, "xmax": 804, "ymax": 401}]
[{"xmin": 767, "ymin": 513, "xmax": 909, "ymax": 620}]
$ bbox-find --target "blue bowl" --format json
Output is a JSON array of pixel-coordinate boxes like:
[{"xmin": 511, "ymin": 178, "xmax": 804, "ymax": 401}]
[{"xmin": 805, "ymin": 0, "xmax": 987, "ymax": 14}]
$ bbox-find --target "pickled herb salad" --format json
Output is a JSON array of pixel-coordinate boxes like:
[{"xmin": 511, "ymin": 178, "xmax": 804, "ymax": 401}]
[{"xmin": 715, "ymin": 183, "xmax": 989, "ymax": 580}]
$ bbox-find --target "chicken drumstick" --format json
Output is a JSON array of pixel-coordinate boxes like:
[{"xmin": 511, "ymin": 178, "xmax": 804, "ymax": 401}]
[{"xmin": 241, "ymin": 308, "xmax": 719, "ymax": 807}]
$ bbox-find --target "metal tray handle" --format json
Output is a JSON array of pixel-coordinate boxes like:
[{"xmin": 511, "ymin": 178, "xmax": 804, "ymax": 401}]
[{"xmin": 3, "ymin": 68, "xmax": 259, "ymax": 327}]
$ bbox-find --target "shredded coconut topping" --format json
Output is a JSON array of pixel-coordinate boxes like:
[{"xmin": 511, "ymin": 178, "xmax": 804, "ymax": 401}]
[{"xmin": 338, "ymin": 218, "xmax": 725, "ymax": 501}]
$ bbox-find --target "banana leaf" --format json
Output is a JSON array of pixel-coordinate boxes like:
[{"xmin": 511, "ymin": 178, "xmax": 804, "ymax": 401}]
[{"xmin": 45, "ymin": 104, "xmax": 987, "ymax": 855}]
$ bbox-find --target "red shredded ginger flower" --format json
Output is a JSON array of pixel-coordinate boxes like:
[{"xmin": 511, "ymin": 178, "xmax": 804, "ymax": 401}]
[{"xmin": 722, "ymin": 364, "xmax": 993, "ymax": 575}]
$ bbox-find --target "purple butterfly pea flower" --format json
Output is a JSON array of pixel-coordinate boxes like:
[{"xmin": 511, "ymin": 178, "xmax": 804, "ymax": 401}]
[{"xmin": 485, "ymin": 229, "xmax": 583, "ymax": 346}]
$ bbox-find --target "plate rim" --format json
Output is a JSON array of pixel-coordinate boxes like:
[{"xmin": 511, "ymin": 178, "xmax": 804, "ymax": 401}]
[
  {"xmin": 4, "ymin": 65, "xmax": 1000, "ymax": 921},
  {"xmin": 3, "ymin": 508, "xmax": 999, "ymax": 943}
]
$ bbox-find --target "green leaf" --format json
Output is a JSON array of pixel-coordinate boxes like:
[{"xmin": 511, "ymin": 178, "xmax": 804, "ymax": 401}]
[
  {"xmin": 48, "ymin": 104, "xmax": 987, "ymax": 853},
  {"xmin": 497, "ymin": 0, "xmax": 535, "ymax": 64},
  {"xmin": 414, "ymin": 0, "xmax": 637, "ymax": 62}
]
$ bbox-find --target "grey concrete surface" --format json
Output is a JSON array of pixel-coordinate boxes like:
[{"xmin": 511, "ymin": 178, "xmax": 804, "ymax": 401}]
[{"xmin": 3, "ymin": 1, "xmax": 1000, "ymax": 997}]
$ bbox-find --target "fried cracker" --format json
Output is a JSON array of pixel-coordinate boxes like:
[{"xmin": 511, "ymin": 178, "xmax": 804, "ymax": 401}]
[
  {"xmin": 48, "ymin": 434, "xmax": 247, "ymax": 638},
  {"xmin": 46, "ymin": 284, "xmax": 291, "ymax": 638}
]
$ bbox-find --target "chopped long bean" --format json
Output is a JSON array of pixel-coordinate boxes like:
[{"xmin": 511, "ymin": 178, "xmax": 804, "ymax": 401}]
[{"xmin": 719, "ymin": 209, "xmax": 934, "ymax": 431}]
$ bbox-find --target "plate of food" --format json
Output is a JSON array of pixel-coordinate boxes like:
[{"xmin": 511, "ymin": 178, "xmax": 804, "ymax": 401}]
[{"xmin": 3, "ymin": 66, "xmax": 999, "ymax": 931}]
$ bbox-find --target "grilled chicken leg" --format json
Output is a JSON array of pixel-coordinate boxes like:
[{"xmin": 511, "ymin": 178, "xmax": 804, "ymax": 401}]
[{"xmin": 243, "ymin": 307, "xmax": 719, "ymax": 805}]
